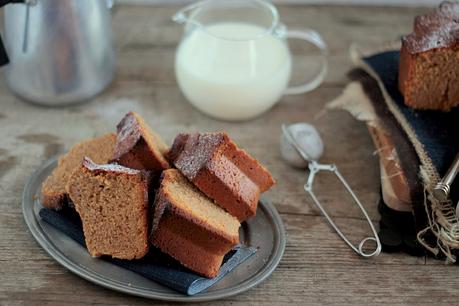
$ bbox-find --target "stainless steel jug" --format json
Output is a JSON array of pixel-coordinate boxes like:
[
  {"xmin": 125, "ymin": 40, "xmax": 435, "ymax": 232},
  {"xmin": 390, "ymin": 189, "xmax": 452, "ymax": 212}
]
[{"xmin": 1, "ymin": 0, "xmax": 115, "ymax": 106}]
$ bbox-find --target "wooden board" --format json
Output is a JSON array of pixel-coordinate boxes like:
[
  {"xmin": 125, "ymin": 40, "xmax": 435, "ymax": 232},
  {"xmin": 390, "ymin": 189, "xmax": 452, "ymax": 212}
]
[{"xmin": 0, "ymin": 4, "xmax": 456, "ymax": 305}]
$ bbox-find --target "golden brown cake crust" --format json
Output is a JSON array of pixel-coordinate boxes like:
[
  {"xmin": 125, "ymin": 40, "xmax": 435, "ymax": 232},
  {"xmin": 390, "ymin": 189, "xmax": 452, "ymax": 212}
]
[
  {"xmin": 151, "ymin": 169, "xmax": 240, "ymax": 278},
  {"xmin": 67, "ymin": 157, "xmax": 151, "ymax": 260},
  {"xmin": 399, "ymin": 1, "xmax": 459, "ymax": 111},
  {"xmin": 167, "ymin": 132, "xmax": 275, "ymax": 221},
  {"xmin": 41, "ymin": 133, "xmax": 117, "ymax": 210},
  {"xmin": 113, "ymin": 111, "xmax": 170, "ymax": 172},
  {"xmin": 403, "ymin": 1, "xmax": 459, "ymax": 54}
]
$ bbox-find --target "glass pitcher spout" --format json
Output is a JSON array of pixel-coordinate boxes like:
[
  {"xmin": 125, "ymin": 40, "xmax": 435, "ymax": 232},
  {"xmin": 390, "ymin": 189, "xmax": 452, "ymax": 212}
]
[{"xmin": 172, "ymin": 0, "xmax": 280, "ymax": 33}]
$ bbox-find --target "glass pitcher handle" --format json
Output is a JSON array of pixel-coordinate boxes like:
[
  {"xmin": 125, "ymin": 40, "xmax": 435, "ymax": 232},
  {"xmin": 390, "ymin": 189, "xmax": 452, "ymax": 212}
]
[{"xmin": 284, "ymin": 29, "xmax": 328, "ymax": 95}]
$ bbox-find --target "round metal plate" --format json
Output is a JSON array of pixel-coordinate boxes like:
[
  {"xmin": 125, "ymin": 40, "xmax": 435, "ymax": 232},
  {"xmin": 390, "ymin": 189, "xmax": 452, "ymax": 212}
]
[{"xmin": 22, "ymin": 156, "xmax": 286, "ymax": 302}]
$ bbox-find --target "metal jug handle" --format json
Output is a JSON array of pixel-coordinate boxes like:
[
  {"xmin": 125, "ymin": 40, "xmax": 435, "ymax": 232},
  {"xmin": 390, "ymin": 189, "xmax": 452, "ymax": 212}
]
[
  {"xmin": 0, "ymin": 35, "xmax": 8, "ymax": 66},
  {"xmin": 0, "ymin": 0, "xmax": 36, "ymax": 65},
  {"xmin": 0, "ymin": 0, "xmax": 28, "ymax": 6}
]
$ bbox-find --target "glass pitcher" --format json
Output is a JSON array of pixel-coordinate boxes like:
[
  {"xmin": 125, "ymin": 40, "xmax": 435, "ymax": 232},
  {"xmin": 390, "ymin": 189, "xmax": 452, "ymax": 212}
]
[{"xmin": 173, "ymin": 0, "xmax": 328, "ymax": 121}]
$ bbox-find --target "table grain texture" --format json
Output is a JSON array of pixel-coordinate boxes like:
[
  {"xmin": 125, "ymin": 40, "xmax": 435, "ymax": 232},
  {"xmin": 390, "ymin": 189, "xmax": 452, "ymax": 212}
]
[{"xmin": 0, "ymin": 4, "xmax": 456, "ymax": 305}]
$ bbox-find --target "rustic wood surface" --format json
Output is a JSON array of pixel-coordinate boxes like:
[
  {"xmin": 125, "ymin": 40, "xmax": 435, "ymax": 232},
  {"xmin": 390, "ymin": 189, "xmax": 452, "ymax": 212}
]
[{"xmin": 0, "ymin": 4, "xmax": 456, "ymax": 305}]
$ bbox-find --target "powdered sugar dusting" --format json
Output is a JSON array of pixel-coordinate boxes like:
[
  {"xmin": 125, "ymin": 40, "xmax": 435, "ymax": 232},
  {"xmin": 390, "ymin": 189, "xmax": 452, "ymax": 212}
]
[
  {"xmin": 83, "ymin": 157, "xmax": 140, "ymax": 175},
  {"xmin": 406, "ymin": 2, "xmax": 459, "ymax": 53},
  {"xmin": 439, "ymin": 1, "xmax": 459, "ymax": 17},
  {"xmin": 113, "ymin": 112, "xmax": 141, "ymax": 159},
  {"xmin": 407, "ymin": 25, "xmax": 459, "ymax": 53},
  {"xmin": 174, "ymin": 133, "xmax": 225, "ymax": 179}
]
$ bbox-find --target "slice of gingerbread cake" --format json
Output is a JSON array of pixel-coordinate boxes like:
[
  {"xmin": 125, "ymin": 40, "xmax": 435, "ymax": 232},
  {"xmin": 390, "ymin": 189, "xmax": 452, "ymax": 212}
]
[
  {"xmin": 399, "ymin": 1, "xmax": 459, "ymax": 111},
  {"xmin": 151, "ymin": 169, "xmax": 240, "ymax": 278},
  {"xmin": 167, "ymin": 132, "xmax": 275, "ymax": 221},
  {"xmin": 41, "ymin": 133, "xmax": 116, "ymax": 210},
  {"xmin": 112, "ymin": 111, "xmax": 170, "ymax": 172},
  {"xmin": 67, "ymin": 157, "xmax": 151, "ymax": 260}
]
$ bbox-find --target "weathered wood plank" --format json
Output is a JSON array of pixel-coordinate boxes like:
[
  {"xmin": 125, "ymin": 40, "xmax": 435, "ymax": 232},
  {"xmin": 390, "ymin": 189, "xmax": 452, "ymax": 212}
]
[
  {"xmin": 1, "ymin": 4, "xmax": 458, "ymax": 305},
  {"xmin": 0, "ymin": 213, "xmax": 451, "ymax": 305}
]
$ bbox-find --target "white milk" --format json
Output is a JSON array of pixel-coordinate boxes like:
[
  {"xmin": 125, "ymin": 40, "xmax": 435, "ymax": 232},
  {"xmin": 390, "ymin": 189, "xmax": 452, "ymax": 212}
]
[{"xmin": 175, "ymin": 22, "xmax": 292, "ymax": 121}]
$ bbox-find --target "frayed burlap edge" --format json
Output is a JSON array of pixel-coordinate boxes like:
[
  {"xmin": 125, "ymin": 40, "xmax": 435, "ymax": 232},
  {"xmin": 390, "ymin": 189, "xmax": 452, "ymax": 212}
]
[{"xmin": 350, "ymin": 43, "xmax": 459, "ymax": 262}]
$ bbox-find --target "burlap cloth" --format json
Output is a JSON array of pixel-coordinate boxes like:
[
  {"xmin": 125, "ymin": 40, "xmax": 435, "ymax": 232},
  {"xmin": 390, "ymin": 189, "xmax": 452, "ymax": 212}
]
[{"xmin": 328, "ymin": 42, "xmax": 459, "ymax": 261}]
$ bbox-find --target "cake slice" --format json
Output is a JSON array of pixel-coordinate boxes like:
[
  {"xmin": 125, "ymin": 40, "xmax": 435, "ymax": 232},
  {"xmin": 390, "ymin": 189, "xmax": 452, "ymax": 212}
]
[
  {"xmin": 399, "ymin": 1, "xmax": 459, "ymax": 111},
  {"xmin": 167, "ymin": 132, "xmax": 275, "ymax": 221},
  {"xmin": 151, "ymin": 169, "xmax": 240, "ymax": 278},
  {"xmin": 112, "ymin": 111, "xmax": 170, "ymax": 172},
  {"xmin": 66, "ymin": 157, "xmax": 151, "ymax": 260},
  {"xmin": 41, "ymin": 133, "xmax": 116, "ymax": 210}
]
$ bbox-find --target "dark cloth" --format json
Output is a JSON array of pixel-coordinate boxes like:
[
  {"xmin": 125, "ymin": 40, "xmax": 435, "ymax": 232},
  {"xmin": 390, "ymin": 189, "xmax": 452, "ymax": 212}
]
[
  {"xmin": 347, "ymin": 69, "xmax": 427, "ymax": 234},
  {"xmin": 377, "ymin": 191, "xmax": 424, "ymax": 256},
  {"xmin": 39, "ymin": 208, "xmax": 256, "ymax": 296}
]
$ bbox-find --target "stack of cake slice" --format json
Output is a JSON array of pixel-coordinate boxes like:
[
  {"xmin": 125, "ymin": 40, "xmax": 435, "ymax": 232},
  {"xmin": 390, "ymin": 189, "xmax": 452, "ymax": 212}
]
[
  {"xmin": 152, "ymin": 169, "xmax": 240, "ymax": 277},
  {"xmin": 42, "ymin": 111, "xmax": 275, "ymax": 278},
  {"xmin": 167, "ymin": 132, "xmax": 275, "ymax": 221}
]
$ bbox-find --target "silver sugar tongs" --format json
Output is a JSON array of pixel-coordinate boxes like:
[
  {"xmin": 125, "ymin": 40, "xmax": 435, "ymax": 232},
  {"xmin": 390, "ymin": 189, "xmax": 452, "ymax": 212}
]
[{"xmin": 282, "ymin": 124, "xmax": 382, "ymax": 257}]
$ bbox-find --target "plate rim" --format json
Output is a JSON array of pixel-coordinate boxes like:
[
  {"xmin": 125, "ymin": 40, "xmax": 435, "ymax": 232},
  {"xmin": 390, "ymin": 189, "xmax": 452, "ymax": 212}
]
[{"xmin": 22, "ymin": 156, "xmax": 286, "ymax": 302}]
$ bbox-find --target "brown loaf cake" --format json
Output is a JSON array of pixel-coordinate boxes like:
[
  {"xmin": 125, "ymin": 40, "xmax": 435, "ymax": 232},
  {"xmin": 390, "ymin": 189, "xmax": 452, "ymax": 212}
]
[
  {"xmin": 112, "ymin": 111, "xmax": 170, "ymax": 173},
  {"xmin": 167, "ymin": 132, "xmax": 275, "ymax": 221},
  {"xmin": 66, "ymin": 157, "xmax": 151, "ymax": 260},
  {"xmin": 399, "ymin": 1, "xmax": 459, "ymax": 111},
  {"xmin": 151, "ymin": 169, "xmax": 240, "ymax": 278},
  {"xmin": 41, "ymin": 133, "xmax": 116, "ymax": 210}
]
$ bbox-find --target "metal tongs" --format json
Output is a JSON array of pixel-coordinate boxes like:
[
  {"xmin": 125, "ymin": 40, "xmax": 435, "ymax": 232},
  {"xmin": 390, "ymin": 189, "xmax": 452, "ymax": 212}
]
[
  {"xmin": 433, "ymin": 153, "xmax": 459, "ymax": 202},
  {"xmin": 282, "ymin": 124, "xmax": 381, "ymax": 257}
]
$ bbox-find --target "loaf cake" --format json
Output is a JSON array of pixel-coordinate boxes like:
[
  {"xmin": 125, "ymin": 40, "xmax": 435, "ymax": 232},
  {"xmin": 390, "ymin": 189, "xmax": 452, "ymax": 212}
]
[
  {"xmin": 112, "ymin": 111, "xmax": 170, "ymax": 172},
  {"xmin": 167, "ymin": 132, "xmax": 275, "ymax": 221},
  {"xmin": 151, "ymin": 169, "xmax": 240, "ymax": 278},
  {"xmin": 67, "ymin": 157, "xmax": 151, "ymax": 260},
  {"xmin": 399, "ymin": 1, "xmax": 459, "ymax": 111},
  {"xmin": 41, "ymin": 133, "xmax": 116, "ymax": 210}
]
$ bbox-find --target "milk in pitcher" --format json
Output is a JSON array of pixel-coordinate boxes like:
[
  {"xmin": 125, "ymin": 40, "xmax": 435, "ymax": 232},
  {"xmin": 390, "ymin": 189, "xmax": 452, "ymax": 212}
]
[{"xmin": 175, "ymin": 22, "xmax": 292, "ymax": 121}]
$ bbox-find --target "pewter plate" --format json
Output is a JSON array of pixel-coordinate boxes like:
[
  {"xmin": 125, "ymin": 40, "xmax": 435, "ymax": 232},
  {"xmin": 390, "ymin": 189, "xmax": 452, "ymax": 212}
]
[{"xmin": 22, "ymin": 156, "xmax": 286, "ymax": 302}]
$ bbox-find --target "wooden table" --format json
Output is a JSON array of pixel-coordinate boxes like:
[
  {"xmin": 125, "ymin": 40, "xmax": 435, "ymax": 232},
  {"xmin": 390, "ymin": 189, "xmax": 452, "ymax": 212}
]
[{"xmin": 1, "ymin": 4, "xmax": 457, "ymax": 305}]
